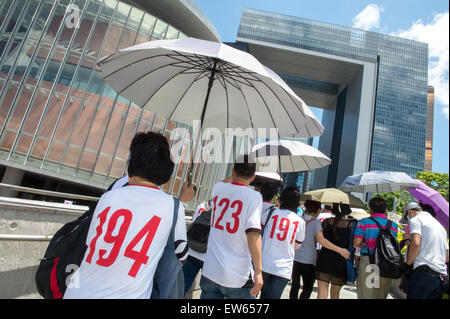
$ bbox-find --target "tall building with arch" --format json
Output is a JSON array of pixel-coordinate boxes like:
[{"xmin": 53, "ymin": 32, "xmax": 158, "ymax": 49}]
[{"xmin": 236, "ymin": 8, "xmax": 429, "ymax": 188}]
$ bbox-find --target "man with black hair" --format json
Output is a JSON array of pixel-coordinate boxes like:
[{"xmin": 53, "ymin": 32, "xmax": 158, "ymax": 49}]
[
  {"xmin": 353, "ymin": 197, "xmax": 399, "ymax": 299},
  {"xmin": 200, "ymin": 155, "xmax": 264, "ymax": 299},
  {"xmin": 260, "ymin": 186, "xmax": 306, "ymax": 299},
  {"xmin": 259, "ymin": 182, "xmax": 279, "ymax": 228},
  {"xmin": 106, "ymin": 132, "xmax": 195, "ymax": 202},
  {"xmin": 64, "ymin": 131, "xmax": 188, "ymax": 299}
]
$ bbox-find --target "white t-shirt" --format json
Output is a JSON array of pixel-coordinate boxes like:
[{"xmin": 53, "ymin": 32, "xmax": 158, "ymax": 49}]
[
  {"xmin": 188, "ymin": 201, "xmax": 210, "ymax": 262},
  {"xmin": 64, "ymin": 185, "xmax": 187, "ymax": 299},
  {"xmin": 202, "ymin": 182, "xmax": 263, "ymax": 288},
  {"xmin": 409, "ymin": 211, "xmax": 449, "ymax": 274},
  {"xmin": 262, "ymin": 208, "xmax": 305, "ymax": 279}
]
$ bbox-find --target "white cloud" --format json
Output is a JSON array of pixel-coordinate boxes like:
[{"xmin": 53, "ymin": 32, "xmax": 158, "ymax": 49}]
[
  {"xmin": 352, "ymin": 4, "xmax": 384, "ymax": 31},
  {"xmin": 392, "ymin": 12, "xmax": 449, "ymax": 120}
]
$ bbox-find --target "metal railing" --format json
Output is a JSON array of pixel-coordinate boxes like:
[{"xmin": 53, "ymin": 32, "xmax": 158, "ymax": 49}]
[
  {"xmin": 0, "ymin": 183, "xmax": 193, "ymax": 242},
  {"xmin": 0, "ymin": 183, "xmax": 100, "ymax": 202}
]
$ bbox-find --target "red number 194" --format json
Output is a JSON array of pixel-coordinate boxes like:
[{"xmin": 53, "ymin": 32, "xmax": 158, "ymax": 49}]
[{"xmin": 86, "ymin": 207, "xmax": 161, "ymax": 278}]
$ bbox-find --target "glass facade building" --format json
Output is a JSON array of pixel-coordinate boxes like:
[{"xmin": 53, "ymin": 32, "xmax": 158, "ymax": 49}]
[
  {"xmin": 237, "ymin": 8, "xmax": 429, "ymax": 178},
  {"xmin": 0, "ymin": 0, "xmax": 224, "ymax": 210}
]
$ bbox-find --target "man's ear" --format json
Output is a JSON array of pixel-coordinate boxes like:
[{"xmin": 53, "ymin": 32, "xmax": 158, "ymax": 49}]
[{"xmin": 249, "ymin": 174, "xmax": 256, "ymax": 182}]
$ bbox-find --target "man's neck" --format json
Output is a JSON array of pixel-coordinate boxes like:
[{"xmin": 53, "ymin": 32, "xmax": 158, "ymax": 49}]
[
  {"xmin": 231, "ymin": 177, "xmax": 251, "ymax": 186},
  {"xmin": 128, "ymin": 176, "xmax": 159, "ymax": 188}
]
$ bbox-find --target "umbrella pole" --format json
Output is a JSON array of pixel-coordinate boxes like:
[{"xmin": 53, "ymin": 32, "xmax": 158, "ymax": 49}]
[{"xmin": 187, "ymin": 59, "xmax": 218, "ymax": 186}]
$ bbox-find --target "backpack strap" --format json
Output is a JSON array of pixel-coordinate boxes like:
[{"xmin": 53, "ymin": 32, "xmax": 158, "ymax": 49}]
[
  {"xmin": 262, "ymin": 206, "xmax": 276, "ymax": 233},
  {"xmin": 166, "ymin": 197, "xmax": 180, "ymax": 250},
  {"xmin": 385, "ymin": 219, "xmax": 393, "ymax": 233},
  {"xmin": 348, "ymin": 219, "xmax": 357, "ymax": 250},
  {"xmin": 369, "ymin": 217, "xmax": 392, "ymax": 233},
  {"xmin": 265, "ymin": 206, "xmax": 276, "ymax": 226},
  {"xmin": 368, "ymin": 216, "xmax": 382, "ymax": 229},
  {"xmin": 367, "ymin": 217, "xmax": 391, "ymax": 264}
]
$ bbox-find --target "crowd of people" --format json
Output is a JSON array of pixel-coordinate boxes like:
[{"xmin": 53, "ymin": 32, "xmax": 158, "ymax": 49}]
[{"xmin": 63, "ymin": 131, "xmax": 449, "ymax": 299}]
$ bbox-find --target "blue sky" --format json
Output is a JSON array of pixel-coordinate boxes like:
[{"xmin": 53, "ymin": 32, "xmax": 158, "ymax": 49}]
[{"xmin": 194, "ymin": 0, "xmax": 449, "ymax": 174}]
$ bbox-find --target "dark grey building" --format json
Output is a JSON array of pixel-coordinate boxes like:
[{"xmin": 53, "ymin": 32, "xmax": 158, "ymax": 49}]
[{"xmin": 236, "ymin": 8, "xmax": 428, "ymax": 188}]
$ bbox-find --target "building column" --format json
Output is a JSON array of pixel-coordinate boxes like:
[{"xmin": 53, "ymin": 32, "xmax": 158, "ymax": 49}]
[{"xmin": 0, "ymin": 167, "xmax": 25, "ymax": 198}]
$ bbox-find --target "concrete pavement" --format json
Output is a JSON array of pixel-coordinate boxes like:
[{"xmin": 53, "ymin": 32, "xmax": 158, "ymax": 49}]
[{"xmin": 188, "ymin": 275, "xmax": 396, "ymax": 299}]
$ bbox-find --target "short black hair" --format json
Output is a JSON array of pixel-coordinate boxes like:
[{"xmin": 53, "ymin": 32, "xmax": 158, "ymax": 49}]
[
  {"xmin": 127, "ymin": 131, "xmax": 174, "ymax": 185},
  {"xmin": 305, "ymin": 200, "xmax": 321, "ymax": 215},
  {"xmin": 233, "ymin": 155, "xmax": 256, "ymax": 179},
  {"xmin": 260, "ymin": 182, "xmax": 278, "ymax": 202},
  {"xmin": 279, "ymin": 186, "xmax": 300, "ymax": 213},
  {"xmin": 369, "ymin": 197, "xmax": 387, "ymax": 214},
  {"xmin": 419, "ymin": 203, "xmax": 434, "ymax": 216}
]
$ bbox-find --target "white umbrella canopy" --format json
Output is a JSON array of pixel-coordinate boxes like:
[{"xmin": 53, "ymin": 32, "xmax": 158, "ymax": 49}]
[
  {"xmin": 98, "ymin": 38, "xmax": 324, "ymax": 138},
  {"xmin": 248, "ymin": 139, "xmax": 331, "ymax": 173},
  {"xmin": 339, "ymin": 170, "xmax": 419, "ymax": 193}
]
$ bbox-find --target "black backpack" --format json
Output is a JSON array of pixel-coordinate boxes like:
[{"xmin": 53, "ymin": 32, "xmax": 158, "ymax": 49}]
[
  {"xmin": 187, "ymin": 202, "xmax": 212, "ymax": 254},
  {"xmin": 35, "ymin": 204, "xmax": 95, "ymax": 299},
  {"xmin": 368, "ymin": 217, "xmax": 404, "ymax": 279}
]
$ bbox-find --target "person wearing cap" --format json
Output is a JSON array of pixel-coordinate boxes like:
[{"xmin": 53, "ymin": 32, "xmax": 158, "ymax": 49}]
[
  {"xmin": 353, "ymin": 197, "xmax": 398, "ymax": 299},
  {"xmin": 400, "ymin": 202, "xmax": 449, "ymax": 299}
]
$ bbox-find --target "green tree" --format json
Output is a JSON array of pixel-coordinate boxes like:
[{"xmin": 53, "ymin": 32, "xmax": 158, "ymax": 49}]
[
  {"xmin": 416, "ymin": 171, "xmax": 449, "ymax": 201},
  {"xmin": 374, "ymin": 171, "xmax": 449, "ymax": 216}
]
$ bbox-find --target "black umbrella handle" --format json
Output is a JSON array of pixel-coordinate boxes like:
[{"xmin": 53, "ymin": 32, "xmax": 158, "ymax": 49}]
[{"xmin": 187, "ymin": 165, "xmax": 197, "ymax": 192}]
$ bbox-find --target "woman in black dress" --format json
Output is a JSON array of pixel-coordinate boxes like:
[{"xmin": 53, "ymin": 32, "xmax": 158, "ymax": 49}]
[{"xmin": 316, "ymin": 203, "xmax": 353, "ymax": 299}]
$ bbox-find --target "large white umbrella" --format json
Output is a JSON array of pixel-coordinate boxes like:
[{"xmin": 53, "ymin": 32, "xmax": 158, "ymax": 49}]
[
  {"xmin": 98, "ymin": 38, "xmax": 324, "ymax": 138},
  {"xmin": 339, "ymin": 171, "xmax": 418, "ymax": 193},
  {"xmin": 247, "ymin": 139, "xmax": 331, "ymax": 173}
]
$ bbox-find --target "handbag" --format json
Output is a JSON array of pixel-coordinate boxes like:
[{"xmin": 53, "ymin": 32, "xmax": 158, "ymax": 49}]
[{"xmin": 346, "ymin": 219, "xmax": 358, "ymax": 284}]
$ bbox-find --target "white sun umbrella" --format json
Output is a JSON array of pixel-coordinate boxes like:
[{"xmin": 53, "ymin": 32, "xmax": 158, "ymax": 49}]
[
  {"xmin": 247, "ymin": 139, "xmax": 331, "ymax": 173},
  {"xmin": 339, "ymin": 170, "xmax": 419, "ymax": 193},
  {"xmin": 98, "ymin": 38, "xmax": 324, "ymax": 138}
]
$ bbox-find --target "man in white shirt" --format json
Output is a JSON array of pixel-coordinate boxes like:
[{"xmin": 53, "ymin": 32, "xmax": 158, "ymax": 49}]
[
  {"xmin": 401, "ymin": 202, "xmax": 449, "ymax": 299},
  {"xmin": 260, "ymin": 186, "xmax": 306, "ymax": 299},
  {"xmin": 64, "ymin": 131, "xmax": 188, "ymax": 299},
  {"xmin": 200, "ymin": 155, "xmax": 263, "ymax": 299}
]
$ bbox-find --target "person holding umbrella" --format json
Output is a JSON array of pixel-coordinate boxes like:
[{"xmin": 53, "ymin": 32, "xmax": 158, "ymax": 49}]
[
  {"xmin": 400, "ymin": 202, "xmax": 449, "ymax": 299},
  {"xmin": 200, "ymin": 155, "xmax": 264, "ymax": 299}
]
